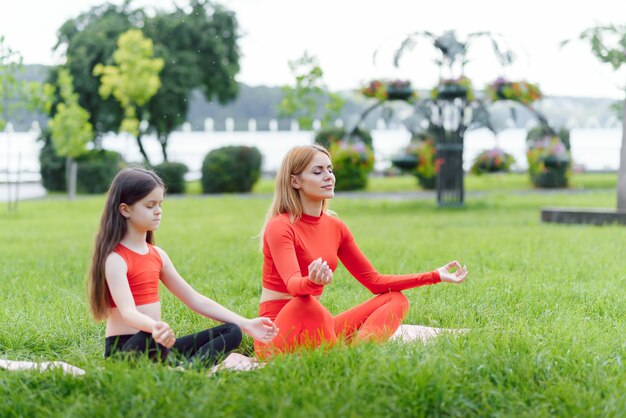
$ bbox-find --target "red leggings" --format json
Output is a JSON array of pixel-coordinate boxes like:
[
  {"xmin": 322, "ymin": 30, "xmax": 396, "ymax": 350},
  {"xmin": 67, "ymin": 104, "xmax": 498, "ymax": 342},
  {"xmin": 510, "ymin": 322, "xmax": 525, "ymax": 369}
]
[{"xmin": 254, "ymin": 291, "xmax": 409, "ymax": 358}]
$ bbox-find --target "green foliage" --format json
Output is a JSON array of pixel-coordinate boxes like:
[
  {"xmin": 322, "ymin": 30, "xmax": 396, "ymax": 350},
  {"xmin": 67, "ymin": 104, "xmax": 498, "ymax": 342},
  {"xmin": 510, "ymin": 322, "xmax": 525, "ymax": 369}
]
[
  {"xmin": 526, "ymin": 129, "xmax": 571, "ymax": 188},
  {"xmin": 314, "ymin": 127, "xmax": 373, "ymax": 149},
  {"xmin": 485, "ymin": 78, "xmax": 542, "ymax": 105},
  {"xmin": 470, "ymin": 148, "xmax": 515, "ymax": 175},
  {"xmin": 48, "ymin": 69, "xmax": 93, "ymax": 158},
  {"xmin": 0, "ymin": 36, "xmax": 53, "ymax": 131},
  {"xmin": 578, "ymin": 24, "xmax": 626, "ymax": 70},
  {"xmin": 38, "ymin": 133, "xmax": 124, "ymax": 194},
  {"xmin": 277, "ymin": 51, "xmax": 345, "ymax": 130},
  {"xmin": 329, "ymin": 141, "xmax": 375, "ymax": 191},
  {"xmin": 38, "ymin": 133, "xmax": 67, "ymax": 192},
  {"xmin": 55, "ymin": 1, "xmax": 241, "ymax": 161},
  {"xmin": 53, "ymin": 3, "xmax": 138, "ymax": 135},
  {"xmin": 75, "ymin": 149, "xmax": 125, "ymax": 194},
  {"xmin": 201, "ymin": 146, "xmax": 262, "ymax": 193},
  {"xmin": 154, "ymin": 161, "xmax": 189, "ymax": 194},
  {"xmin": 404, "ymin": 133, "xmax": 438, "ymax": 189},
  {"xmin": 93, "ymin": 28, "xmax": 164, "ymax": 146}
]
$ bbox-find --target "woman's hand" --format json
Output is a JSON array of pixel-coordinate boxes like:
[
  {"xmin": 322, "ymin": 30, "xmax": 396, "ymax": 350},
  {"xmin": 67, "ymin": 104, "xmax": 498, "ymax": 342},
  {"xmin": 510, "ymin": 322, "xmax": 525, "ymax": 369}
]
[
  {"xmin": 437, "ymin": 261, "xmax": 468, "ymax": 284},
  {"xmin": 308, "ymin": 258, "xmax": 333, "ymax": 285},
  {"xmin": 152, "ymin": 321, "xmax": 176, "ymax": 348},
  {"xmin": 242, "ymin": 317, "xmax": 279, "ymax": 343}
]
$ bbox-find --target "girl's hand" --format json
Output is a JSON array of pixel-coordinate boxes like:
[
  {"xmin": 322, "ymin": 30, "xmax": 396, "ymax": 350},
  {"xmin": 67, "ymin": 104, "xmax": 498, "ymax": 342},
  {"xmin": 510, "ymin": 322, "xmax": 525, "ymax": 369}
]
[
  {"xmin": 152, "ymin": 321, "xmax": 176, "ymax": 348},
  {"xmin": 437, "ymin": 261, "xmax": 468, "ymax": 284},
  {"xmin": 308, "ymin": 258, "xmax": 333, "ymax": 285},
  {"xmin": 242, "ymin": 317, "xmax": 279, "ymax": 343}
]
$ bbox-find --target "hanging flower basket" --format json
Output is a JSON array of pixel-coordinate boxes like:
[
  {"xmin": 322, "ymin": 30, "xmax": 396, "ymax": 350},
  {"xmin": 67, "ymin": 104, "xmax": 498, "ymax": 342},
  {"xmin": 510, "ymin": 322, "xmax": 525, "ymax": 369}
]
[
  {"xmin": 431, "ymin": 76, "xmax": 474, "ymax": 101},
  {"xmin": 360, "ymin": 79, "xmax": 418, "ymax": 102},
  {"xmin": 486, "ymin": 78, "xmax": 542, "ymax": 105}
]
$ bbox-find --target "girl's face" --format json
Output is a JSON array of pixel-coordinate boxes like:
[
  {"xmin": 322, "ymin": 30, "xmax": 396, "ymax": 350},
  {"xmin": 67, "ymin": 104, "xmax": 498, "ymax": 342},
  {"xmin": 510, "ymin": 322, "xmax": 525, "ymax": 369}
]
[
  {"xmin": 121, "ymin": 187, "xmax": 164, "ymax": 232},
  {"xmin": 291, "ymin": 152, "xmax": 335, "ymax": 203}
]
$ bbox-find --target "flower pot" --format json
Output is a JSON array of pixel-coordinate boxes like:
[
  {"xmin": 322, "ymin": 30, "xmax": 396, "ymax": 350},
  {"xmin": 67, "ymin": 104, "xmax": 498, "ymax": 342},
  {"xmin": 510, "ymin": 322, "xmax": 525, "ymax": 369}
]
[
  {"xmin": 541, "ymin": 155, "xmax": 570, "ymax": 169},
  {"xmin": 437, "ymin": 84, "xmax": 468, "ymax": 100},
  {"xmin": 387, "ymin": 86, "xmax": 413, "ymax": 101},
  {"xmin": 391, "ymin": 154, "xmax": 418, "ymax": 171}
]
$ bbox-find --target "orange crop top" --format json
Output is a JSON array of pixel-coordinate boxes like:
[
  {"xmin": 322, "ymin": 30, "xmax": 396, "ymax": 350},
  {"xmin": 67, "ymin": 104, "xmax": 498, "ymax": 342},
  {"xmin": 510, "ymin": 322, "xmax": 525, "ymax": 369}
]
[
  {"xmin": 108, "ymin": 243, "xmax": 162, "ymax": 308},
  {"xmin": 262, "ymin": 212, "xmax": 440, "ymax": 297}
]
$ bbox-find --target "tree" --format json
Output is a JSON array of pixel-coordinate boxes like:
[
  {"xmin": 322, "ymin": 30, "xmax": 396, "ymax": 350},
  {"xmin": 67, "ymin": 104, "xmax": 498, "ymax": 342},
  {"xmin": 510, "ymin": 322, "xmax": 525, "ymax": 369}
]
[
  {"xmin": 1, "ymin": 36, "xmax": 53, "ymax": 211},
  {"xmin": 1, "ymin": 36, "xmax": 53, "ymax": 130},
  {"xmin": 93, "ymin": 29, "xmax": 164, "ymax": 165},
  {"xmin": 55, "ymin": 0, "xmax": 241, "ymax": 162},
  {"xmin": 48, "ymin": 69, "xmax": 93, "ymax": 200},
  {"xmin": 277, "ymin": 51, "xmax": 345, "ymax": 130},
  {"xmin": 53, "ymin": 2, "xmax": 140, "ymax": 140},
  {"xmin": 576, "ymin": 24, "xmax": 626, "ymax": 210},
  {"xmin": 142, "ymin": 0, "xmax": 241, "ymax": 160}
]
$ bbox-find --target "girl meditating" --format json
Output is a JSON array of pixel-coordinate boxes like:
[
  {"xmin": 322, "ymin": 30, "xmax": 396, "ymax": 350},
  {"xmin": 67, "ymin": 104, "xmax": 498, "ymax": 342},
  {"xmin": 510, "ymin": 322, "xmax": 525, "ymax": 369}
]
[
  {"xmin": 255, "ymin": 145, "xmax": 468, "ymax": 358},
  {"xmin": 88, "ymin": 167, "xmax": 278, "ymax": 369}
]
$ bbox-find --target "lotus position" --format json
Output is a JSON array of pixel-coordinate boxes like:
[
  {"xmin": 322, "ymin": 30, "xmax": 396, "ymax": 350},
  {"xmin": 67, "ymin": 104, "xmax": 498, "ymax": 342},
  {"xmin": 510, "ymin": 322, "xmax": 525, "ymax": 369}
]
[
  {"xmin": 88, "ymin": 167, "xmax": 278, "ymax": 369},
  {"xmin": 255, "ymin": 145, "xmax": 468, "ymax": 358}
]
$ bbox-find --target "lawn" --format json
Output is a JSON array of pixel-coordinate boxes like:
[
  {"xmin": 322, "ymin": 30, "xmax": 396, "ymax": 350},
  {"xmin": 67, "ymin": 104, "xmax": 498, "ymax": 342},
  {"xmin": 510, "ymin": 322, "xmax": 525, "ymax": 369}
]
[{"xmin": 0, "ymin": 182, "xmax": 624, "ymax": 417}]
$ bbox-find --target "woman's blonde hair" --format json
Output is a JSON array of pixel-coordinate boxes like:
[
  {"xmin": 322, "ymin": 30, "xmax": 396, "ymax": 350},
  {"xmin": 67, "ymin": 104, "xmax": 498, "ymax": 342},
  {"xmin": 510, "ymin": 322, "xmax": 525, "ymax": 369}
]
[{"xmin": 259, "ymin": 144, "xmax": 331, "ymax": 242}]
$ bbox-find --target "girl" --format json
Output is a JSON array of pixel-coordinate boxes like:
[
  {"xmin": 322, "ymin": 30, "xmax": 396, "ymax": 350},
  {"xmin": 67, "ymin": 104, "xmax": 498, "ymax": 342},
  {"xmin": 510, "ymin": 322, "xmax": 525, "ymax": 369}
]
[
  {"xmin": 88, "ymin": 167, "xmax": 278, "ymax": 369},
  {"xmin": 255, "ymin": 145, "xmax": 468, "ymax": 357}
]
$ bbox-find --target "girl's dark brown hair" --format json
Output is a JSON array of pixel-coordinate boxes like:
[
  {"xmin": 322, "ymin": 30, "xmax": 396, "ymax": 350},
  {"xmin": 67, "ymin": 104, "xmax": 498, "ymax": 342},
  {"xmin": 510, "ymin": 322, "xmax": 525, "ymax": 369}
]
[{"xmin": 88, "ymin": 167, "xmax": 165, "ymax": 320}]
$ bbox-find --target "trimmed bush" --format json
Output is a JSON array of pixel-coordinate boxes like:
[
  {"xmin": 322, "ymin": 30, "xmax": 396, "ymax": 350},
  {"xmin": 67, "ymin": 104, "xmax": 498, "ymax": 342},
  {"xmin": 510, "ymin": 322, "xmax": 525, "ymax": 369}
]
[
  {"xmin": 314, "ymin": 127, "xmax": 373, "ymax": 149},
  {"xmin": 329, "ymin": 141, "xmax": 375, "ymax": 191},
  {"xmin": 75, "ymin": 150, "xmax": 125, "ymax": 194},
  {"xmin": 201, "ymin": 146, "xmax": 262, "ymax": 193},
  {"xmin": 154, "ymin": 161, "xmax": 189, "ymax": 194},
  {"xmin": 39, "ymin": 140, "xmax": 67, "ymax": 192}
]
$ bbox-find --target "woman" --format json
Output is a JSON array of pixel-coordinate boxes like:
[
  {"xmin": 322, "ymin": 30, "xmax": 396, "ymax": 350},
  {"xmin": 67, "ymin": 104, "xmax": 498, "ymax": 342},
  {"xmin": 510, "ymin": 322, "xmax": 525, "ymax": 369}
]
[{"xmin": 255, "ymin": 144, "xmax": 467, "ymax": 358}]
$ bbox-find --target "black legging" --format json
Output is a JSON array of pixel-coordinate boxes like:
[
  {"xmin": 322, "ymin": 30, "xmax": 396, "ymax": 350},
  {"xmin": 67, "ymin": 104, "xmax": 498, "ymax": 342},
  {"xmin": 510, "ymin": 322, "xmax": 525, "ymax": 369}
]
[{"xmin": 104, "ymin": 323, "xmax": 242, "ymax": 367}]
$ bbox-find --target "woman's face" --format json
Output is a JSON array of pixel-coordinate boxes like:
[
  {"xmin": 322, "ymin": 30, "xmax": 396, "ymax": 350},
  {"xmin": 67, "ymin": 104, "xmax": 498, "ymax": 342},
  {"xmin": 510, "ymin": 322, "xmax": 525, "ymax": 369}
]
[{"xmin": 292, "ymin": 151, "xmax": 335, "ymax": 202}]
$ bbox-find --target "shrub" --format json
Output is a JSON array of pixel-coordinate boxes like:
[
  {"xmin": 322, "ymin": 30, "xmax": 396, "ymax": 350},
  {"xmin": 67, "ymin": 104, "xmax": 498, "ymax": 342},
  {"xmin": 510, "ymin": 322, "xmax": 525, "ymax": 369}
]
[
  {"xmin": 329, "ymin": 141, "xmax": 375, "ymax": 191},
  {"xmin": 403, "ymin": 134, "xmax": 438, "ymax": 190},
  {"xmin": 154, "ymin": 161, "xmax": 189, "ymax": 194},
  {"xmin": 75, "ymin": 150, "xmax": 125, "ymax": 194},
  {"xmin": 39, "ymin": 138, "xmax": 67, "ymax": 192},
  {"xmin": 470, "ymin": 148, "xmax": 515, "ymax": 175},
  {"xmin": 314, "ymin": 127, "xmax": 373, "ymax": 150},
  {"xmin": 201, "ymin": 146, "xmax": 262, "ymax": 193},
  {"xmin": 39, "ymin": 130, "xmax": 124, "ymax": 194}
]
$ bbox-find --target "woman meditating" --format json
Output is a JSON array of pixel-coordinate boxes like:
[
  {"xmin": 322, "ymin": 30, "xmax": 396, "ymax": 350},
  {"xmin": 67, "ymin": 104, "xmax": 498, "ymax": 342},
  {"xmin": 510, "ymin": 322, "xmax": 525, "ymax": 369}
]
[{"xmin": 255, "ymin": 144, "xmax": 468, "ymax": 358}]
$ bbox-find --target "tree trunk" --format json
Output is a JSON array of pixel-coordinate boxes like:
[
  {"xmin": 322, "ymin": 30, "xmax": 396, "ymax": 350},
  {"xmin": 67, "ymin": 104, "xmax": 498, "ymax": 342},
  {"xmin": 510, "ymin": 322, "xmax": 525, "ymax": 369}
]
[
  {"xmin": 159, "ymin": 134, "xmax": 168, "ymax": 162},
  {"xmin": 617, "ymin": 94, "xmax": 626, "ymax": 211},
  {"xmin": 135, "ymin": 133, "xmax": 151, "ymax": 167},
  {"xmin": 66, "ymin": 157, "xmax": 77, "ymax": 201}
]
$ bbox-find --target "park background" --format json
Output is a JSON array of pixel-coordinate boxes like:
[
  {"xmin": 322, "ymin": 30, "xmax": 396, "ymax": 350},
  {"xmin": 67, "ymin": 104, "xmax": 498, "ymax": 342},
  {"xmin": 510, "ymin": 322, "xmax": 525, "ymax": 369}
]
[{"xmin": 1, "ymin": 1, "xmax": 625, "ymax": 417}]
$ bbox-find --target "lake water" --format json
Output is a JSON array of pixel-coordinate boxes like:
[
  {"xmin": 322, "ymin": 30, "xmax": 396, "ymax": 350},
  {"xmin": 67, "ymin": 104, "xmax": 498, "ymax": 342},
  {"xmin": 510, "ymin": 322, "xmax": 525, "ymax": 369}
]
[{"xmin": 0, "ymin": 128, "xmax": 622, "ymax": 182}]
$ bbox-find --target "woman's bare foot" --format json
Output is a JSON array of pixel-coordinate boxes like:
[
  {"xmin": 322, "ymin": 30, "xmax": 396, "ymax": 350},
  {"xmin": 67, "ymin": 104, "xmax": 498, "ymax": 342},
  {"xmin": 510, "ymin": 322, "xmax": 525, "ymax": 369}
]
[{"xmin": 390, "ymin": 324, "xmax": 469, "ymax": 343}]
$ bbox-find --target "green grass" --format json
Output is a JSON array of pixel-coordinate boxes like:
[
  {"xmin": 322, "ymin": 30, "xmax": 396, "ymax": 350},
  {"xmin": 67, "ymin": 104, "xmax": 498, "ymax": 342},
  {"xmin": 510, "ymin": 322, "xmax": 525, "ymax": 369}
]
[
  {"xmin": 186, "ymin": 172, "xmax": 617, "ymax": 195},
  {"xmin": 1, "ymin": 187, "xmax": 625, "ymax": 417}
]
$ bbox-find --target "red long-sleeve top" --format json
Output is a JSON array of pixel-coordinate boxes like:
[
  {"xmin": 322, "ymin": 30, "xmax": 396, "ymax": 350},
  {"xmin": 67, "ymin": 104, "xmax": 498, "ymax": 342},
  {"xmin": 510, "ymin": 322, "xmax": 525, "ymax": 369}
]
[{"xmin": 262, "ymin": 212, "xmax": 440, "ymax": 296}]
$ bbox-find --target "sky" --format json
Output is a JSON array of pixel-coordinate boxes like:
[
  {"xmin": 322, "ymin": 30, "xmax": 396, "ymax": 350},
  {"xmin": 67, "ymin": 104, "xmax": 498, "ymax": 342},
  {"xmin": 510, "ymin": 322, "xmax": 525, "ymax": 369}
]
[{"xmin": 1, "ymin": 0, "xmax": 625, "ymax": 99}]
